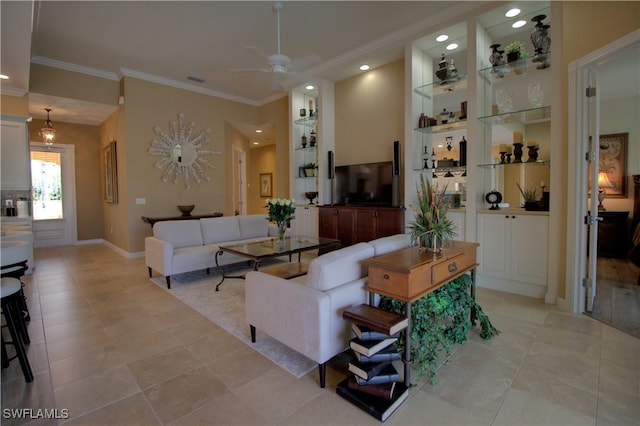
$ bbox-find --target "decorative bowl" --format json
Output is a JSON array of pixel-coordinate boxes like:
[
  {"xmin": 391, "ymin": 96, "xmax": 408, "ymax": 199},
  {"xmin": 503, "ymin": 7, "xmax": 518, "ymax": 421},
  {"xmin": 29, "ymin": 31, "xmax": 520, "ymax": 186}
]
[
  {"xmin": 305, "ymin": 191, "xmax": 318, "ymax": 204},
  {"xmin": 178, "ymin": 205, "xmax": 195, "ymax": 216}
]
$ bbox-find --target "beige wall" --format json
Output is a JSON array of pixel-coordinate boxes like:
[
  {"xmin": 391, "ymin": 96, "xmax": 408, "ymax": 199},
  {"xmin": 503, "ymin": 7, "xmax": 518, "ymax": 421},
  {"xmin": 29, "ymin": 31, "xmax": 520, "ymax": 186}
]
[
  {"xmin": 121, "ymin": 77, "xmax": 262, "ymax": 253},
  {"xmin": 248, "ymin": 145, "xmax": 277, "ymax": 214},
  {"xmin": 258, "ymin": 97, "xmax": 289, "ymax": 200},
  {"xmin": 1, "ymin": 94, "xmax": 29, "ymax": 116},
  {"xmin": 29, "ymin": 63, "xmax": 119, "ymax": 106},
  {"xmin": 335, "ymin": 60, "xmax": 404, "ymax": 166},
  {"xmin": 28, "ymin": 119, "xmax": 103, "ymax": 241}
]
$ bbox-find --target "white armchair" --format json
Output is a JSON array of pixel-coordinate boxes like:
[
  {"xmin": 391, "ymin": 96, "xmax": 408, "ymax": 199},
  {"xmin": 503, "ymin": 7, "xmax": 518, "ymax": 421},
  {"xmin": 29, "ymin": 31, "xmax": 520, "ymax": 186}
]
[{"xmin": 245, "ymin": 242, "xmax": 375, "ymax": 387}]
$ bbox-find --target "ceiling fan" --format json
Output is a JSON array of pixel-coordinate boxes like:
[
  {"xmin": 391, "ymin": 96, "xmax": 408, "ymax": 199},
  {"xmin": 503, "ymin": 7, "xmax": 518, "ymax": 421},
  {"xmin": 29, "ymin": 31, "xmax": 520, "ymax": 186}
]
[{"xmin": 230, "ymin": 2, "xmax": 320, "ymax": 91}]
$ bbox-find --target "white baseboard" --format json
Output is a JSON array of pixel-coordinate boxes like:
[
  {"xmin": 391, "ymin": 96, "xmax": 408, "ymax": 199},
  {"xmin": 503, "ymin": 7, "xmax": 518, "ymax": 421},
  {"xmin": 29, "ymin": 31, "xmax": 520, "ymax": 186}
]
[
  {"xmin": 76, "ymin": 239, "xmax": 144, "ymax": 259},
  {"xmin": 476, "ymin": 275, "xmax": 546, "ymax": 299}
]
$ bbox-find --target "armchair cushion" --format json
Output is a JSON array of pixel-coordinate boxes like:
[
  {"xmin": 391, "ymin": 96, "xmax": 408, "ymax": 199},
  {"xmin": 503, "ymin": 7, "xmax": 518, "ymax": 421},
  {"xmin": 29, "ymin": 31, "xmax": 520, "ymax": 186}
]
[{"xmin": 307, "ymin": 242, "xmax": 374, "ymax": 291}]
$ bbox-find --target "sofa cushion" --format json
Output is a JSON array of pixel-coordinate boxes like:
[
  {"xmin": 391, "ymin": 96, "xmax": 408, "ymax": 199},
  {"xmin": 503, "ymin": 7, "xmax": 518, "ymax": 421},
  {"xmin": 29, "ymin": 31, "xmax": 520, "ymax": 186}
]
[
  {"xmin": 307, "ymin": 242, "xmax": 375, "ymax": 291},
  {"xmin": 153, "ymin": 220, "xmax": 203, "ymax": 249},
  {"xmin": 200, "ymin": 217, "xmax": 241, "ymax": 244},
  {"xmin": 369, "ymin": 233, "xmax": 411, "ymax": 256},
  {"xmin": 238, "ymin": 215, "xmax": 269, "ymax": 239}
]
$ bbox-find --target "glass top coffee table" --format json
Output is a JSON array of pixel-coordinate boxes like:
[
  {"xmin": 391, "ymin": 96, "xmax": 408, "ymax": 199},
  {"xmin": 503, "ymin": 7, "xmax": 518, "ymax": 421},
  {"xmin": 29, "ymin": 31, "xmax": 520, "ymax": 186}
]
[{"xmin": 214, "ymin": 236, "xmax": 340, "ymax": 290}]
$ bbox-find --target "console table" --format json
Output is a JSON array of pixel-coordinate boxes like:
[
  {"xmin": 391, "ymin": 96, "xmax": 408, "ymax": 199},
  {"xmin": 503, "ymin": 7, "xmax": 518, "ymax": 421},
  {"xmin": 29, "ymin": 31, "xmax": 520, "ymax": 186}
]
[
  {"xmin": 141, "ymin": 212, "xmax": 223, "ymax": 227},
  {"xmin": 363, "ymin": 241, "xmax": 479, "ymax": 386}
]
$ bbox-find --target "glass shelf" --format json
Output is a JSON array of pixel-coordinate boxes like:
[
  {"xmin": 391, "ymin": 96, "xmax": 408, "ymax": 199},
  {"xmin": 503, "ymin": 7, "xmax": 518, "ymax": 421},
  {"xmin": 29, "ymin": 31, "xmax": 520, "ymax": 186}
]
[
  {"xmin": 294, "ymin": 116, "xmax": 317, "ymax": 127},
  {"xmin": 478, "ymin": 53, "xmax": 552, "ymax": 82},
  {"xmin": 414, "ymin": 120, "xmax": 467, "ymax": 134},
  {"xmin": 477, "ymin": 159, "xmax": 550, "ymax": 168},
  {"xmin": 414, "ymin": 75, "xmax": 467, "ymax": 99},
  {"xmin": 295, "ymin": 146, "xmax": 317, "ymax": 152},
  {"xmin": 412, "ymin": 165, "xmax": 467, "ymax": 172},
  {"xmin": 478, "ymin": 106, "xmax": 551, "ymax": 125}
]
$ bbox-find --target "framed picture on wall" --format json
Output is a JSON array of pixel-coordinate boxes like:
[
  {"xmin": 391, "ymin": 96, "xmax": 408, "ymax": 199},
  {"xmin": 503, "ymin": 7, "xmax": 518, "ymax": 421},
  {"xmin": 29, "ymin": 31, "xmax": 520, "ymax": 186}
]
[
  {"xmin": 599, "ymin": 133, "xmax": 627, "ymax": 197},
  {"xmin": 259, "ymin": 173, "xmax": 272, "ymax": 197},
  {"xmin": 103, "ymin": 141, "xmax": 118, "ymax": 204}
]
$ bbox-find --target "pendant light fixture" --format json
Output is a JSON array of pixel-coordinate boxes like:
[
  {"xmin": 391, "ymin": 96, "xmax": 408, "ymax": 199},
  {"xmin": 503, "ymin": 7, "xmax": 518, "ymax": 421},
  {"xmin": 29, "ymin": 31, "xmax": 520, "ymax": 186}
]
[{"xmin": 40, "ymin": 108, "xmax": 56, "ymax": 146}]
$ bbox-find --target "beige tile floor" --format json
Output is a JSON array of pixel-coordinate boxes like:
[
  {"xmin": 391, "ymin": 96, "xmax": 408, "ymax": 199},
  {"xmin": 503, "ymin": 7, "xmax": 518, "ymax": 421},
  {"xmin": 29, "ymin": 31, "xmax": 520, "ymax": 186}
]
[{"xmin": 2, "ymin": 244, "xmax": 639, "ymax": 425}]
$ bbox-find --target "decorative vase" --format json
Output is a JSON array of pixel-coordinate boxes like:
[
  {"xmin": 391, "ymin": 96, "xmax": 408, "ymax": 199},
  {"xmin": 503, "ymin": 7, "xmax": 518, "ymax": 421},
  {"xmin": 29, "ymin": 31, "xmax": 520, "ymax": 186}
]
[
  {"xmin": 531, "ymin": 15, "xmax": 551, "ymax": 68},
  {"xmin": 489, "ymin": 44, "xmax": 503, "ymax": 67},
  {"xmin": 527, "ymin": 146, "xmax": 539, "ymax": 162},
  {"xmin": 277, "ymin": 221, "xmax": 287, "ymax": 242},
  {"xmin": 513, "ymin": 143, "xmax": 524, "ymax": 163}
]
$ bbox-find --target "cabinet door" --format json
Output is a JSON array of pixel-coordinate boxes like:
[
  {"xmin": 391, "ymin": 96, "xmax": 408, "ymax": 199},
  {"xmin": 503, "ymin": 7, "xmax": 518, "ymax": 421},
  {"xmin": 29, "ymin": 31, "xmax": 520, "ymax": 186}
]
[
  {"xmin": 376, "ymin": 209, "xmax": 404, "ymax": 239},
  {"xmin": 355, "ymin": 209, "xmax": 377, "ymax": 242},
  {"xmin": 510, "ymin": 215, "xmax": 548, "ymax": 285},
  {"xmin": 446, "ymin": 211, "xmax": 465, "ymax": 240},
  {"xmin": 477, "ymin": 214, "xmax": 510, "ymax": 280},
  {"xmin": 1, "ymin": 118, "xmax": 30, "ymax": 190},
  {"xmin": 294, "ymin": 205, "xmax": 318, "ymax": 238},
  {"xmin": 337, "ymin": 208, "xmax": 357, "ymax": 247},
  {"xmin": 318, "ymin": 207, "xmax": 338, "ymax": 239}
]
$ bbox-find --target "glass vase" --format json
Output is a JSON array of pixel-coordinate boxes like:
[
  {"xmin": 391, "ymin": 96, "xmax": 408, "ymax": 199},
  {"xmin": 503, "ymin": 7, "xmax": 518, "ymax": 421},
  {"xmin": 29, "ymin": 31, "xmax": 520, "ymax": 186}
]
[{"xmin": 277, "ymin": 221, "xmax": 287, "ymax": 242}]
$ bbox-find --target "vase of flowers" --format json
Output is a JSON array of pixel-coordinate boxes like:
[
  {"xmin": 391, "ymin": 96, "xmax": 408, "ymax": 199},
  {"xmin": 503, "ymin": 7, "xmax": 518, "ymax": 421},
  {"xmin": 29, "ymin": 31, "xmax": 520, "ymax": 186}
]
[
  {"xmin": 408, "ymin": 175, "xmax": 456, "ymax": 252},
  {"xmin": 265, "ymin": 198, "xmax": 296, "ymax": 241}
]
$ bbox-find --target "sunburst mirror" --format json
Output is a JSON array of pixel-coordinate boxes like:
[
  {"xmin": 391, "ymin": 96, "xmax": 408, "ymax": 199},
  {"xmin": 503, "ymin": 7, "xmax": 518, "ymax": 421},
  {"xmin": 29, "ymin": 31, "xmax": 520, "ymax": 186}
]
[{"xmin": 149, "ymin": 113, "xmax": 221, "ymax": 190}]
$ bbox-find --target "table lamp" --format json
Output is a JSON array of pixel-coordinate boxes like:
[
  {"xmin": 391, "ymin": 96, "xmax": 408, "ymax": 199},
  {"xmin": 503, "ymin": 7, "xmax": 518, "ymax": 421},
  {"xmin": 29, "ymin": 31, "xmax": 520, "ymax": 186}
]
[{"xmin": 597, "ymin": 171, "xmax": 614, "ymax": 211}]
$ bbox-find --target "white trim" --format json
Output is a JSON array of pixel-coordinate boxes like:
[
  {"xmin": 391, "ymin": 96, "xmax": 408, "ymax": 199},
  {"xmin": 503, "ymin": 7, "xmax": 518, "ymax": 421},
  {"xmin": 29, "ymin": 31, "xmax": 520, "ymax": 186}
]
[
  {"xmin": 567, "ymin": 29, "xmax": 640, "ymax": 314},
  {"xmin": 101, "ymin": 239, "xmax": 145, "ymax": 259},
  {"xmin": 74, "ymin": 239, "xmax": 103, "ymax": 246},
  {"xmin": 31, "ymin": 56, "xmax": 120, "ymax": 81},
  {"xmin": 0, "ymin": 87, "xmax": 28, "ymax": 97},
  {"xmin": 120, "ymin": 68, "xmax": 262, "ymax": 107},
  {"xmin": 30, "ymin": 142, "xmax": 78, "ymax": 247}
]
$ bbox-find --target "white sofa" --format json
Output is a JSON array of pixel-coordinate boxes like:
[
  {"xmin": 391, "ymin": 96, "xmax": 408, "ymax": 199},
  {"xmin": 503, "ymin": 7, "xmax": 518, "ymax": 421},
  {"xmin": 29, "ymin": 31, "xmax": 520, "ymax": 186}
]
[
  {"xmin": 245, "ymin": 233, "xmax": 411, "ymax": 387},
  {"xmin": 145, "ymin": 214, "xmax": 283, "ymax": 288}
]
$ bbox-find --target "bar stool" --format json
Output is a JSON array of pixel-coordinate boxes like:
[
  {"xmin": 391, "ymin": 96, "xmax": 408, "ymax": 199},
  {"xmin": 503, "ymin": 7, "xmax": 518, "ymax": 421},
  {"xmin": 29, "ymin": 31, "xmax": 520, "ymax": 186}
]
[
  {"xmin": 0, "ymin": 259, "xmax": 30, "ymax": 324},
  {"xmin": 1, "ymin": 277, "xmax": 33, "ymax": 382}
]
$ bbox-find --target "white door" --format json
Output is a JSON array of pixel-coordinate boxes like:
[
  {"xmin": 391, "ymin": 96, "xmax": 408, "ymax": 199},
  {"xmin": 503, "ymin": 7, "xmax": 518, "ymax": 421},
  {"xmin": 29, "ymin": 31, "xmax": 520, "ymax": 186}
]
[{"xmin": 30, "ymin": 143, "xmax": 77, "ymax": 247}]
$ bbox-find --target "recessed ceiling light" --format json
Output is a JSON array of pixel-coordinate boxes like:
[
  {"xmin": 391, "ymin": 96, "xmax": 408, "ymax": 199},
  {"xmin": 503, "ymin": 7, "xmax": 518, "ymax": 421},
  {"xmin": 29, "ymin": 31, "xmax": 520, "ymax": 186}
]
[
  {"xmin": 0, "ymin": 74, "xmax": 8, "ymax": 80},
  {"xmin": 512, "ymin": 20, "xmax": 527, "ymax": 29},
  {"xmin": 436, "ymin": 34, "xmax": 449, "ymax": 42},
  {"xmin": 252, "ymin": 141, "xmax": 259, "ymax": 145},
  {"xmin": 446, "ymin": 43, "xmax": 458, "ymax": 51},
  {"xmin": 305, "ymin": 85, "xmax": 315, "ymax": 90},
  {"xmin": 255, "ymin": 129, "xmax": 262, "ymax": 133},
  {"xmin": 505, "ymin": 8, "xmax": 521, "ymax": 18},
  {"xmin": 359, "ymin": 64, "xmax": 370, "ymax": 71},
  {"xmin": 437, "ymin": 144, "xmax": 444, "ymax": 148}
]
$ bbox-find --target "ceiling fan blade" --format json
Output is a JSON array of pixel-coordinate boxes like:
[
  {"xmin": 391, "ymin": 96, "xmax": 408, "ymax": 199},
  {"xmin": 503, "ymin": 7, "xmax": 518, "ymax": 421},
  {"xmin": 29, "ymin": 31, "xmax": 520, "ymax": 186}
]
[
  {"xmin": 244, "ymin": 45, "xmax": 269, "ymax": 59},
  {"xmin": 291, "ymin": 54, "xmax": 321, "ymax": 71},
  {"xmin": 228, "ymin": 67, "xmax": 271, "ymax": 73}
]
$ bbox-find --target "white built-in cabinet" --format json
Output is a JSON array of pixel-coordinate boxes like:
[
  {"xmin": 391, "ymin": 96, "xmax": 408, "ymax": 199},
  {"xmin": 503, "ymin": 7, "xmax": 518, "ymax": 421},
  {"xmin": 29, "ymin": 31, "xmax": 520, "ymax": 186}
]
[
  {"xmin": 293, "ymin": 205, "xmax": 319, "ymax": 238},
  {"xmin": 476, "ymin": 212, "xmax": 548, "ymax": 298},
  {"xmin": 447, "ymin": 211, "xmax": 465, "ymax": 241},
  {"xmin": 1, "ymin": 116, "xmax": 30, "ymax": 190}
]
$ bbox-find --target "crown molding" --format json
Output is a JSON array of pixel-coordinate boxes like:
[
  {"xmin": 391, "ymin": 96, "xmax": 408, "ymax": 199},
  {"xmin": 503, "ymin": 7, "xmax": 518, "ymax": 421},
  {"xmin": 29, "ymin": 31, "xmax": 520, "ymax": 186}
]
[
  {"xmin": 0, "ymin": 86, "xmax": 28, "ymax": 97},
  {"xmin": 120, "ymin": 68, "xmax": 261, "ymax": 107},
  {"xmin": 31, "ymin": 56, "xmax": 120, "ymax": 81}
]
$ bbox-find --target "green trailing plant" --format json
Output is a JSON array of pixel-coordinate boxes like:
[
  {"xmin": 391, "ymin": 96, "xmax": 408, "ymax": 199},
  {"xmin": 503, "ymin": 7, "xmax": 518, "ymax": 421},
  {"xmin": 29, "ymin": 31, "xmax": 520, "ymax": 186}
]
[
  {"xmin": 379, "ymin": 274, "xmax": 499, "ymax": 382},
  {"xmin": 408, "ymin": 174, "xmax": 456, "ymax": 251},
  {"xmin": 301, "ymin": 162, "xmax": 317, "ymax": 169}
]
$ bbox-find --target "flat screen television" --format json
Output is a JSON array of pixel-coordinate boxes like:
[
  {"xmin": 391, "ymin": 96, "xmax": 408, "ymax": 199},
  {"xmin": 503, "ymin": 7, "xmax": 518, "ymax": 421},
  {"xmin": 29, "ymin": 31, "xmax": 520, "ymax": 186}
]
[{"xmin": 334, "ymin": 161, "xmax": 394, "ymax": 206}]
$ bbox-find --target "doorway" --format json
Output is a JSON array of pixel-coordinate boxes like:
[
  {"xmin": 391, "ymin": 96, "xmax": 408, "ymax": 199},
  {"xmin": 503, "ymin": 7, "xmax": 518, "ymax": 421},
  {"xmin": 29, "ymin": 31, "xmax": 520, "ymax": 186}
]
[
  {"xmin": 30, "ymin": 142, "xmax": 77, "ymax": 247},
  {"xmin": 570, "ymin": 31, "xmax": 639, "ymax": 336},
  {"xmin": 232, "ymin": 146, "xmax": 247, "ymax": 216}
]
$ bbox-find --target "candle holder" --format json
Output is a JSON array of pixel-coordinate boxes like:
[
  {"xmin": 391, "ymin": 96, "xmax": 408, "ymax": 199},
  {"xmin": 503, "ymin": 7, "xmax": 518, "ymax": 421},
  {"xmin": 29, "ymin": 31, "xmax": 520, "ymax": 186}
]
[
  {"xmin": 506, "ymin": 153, "xmax": 512, "ymax": 163},
  {"xmin": 527, "ymin": 146, "xmax": 539, "ymax": 162},
  {"xmin": 499, "ymin": 151, "xmax": 507, "ymax": 164},
  {"xmin": 513, "ymin": 143, "xmax": 524, "ymax": 163}
]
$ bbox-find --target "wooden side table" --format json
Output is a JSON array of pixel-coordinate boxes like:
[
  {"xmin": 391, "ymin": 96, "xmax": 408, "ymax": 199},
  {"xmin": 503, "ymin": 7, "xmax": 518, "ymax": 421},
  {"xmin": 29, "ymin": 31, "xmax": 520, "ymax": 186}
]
[{"xmin": 363, "ymin": 241, "xmax": 479, "ymax": 386}]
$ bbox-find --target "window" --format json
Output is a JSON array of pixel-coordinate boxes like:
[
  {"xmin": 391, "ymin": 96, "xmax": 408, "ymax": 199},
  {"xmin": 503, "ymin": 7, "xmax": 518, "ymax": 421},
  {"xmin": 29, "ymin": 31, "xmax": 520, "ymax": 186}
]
[{"xmin": 31, "ymin": 150, "xmax": 63, "ymax": 220}]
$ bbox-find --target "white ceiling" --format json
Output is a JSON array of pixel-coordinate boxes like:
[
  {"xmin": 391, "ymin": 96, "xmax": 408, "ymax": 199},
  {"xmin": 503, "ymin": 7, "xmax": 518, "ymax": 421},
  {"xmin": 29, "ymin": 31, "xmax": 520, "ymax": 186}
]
[{"xmin": 1, "ymin": 1, "xmax": 636, "ymax": 146}]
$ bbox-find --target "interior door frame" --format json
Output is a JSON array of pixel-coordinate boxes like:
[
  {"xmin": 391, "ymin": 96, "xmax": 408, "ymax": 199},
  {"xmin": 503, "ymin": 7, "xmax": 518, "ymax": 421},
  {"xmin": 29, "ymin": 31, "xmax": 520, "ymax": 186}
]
[
  {"xmin": 30, "ymin": 142, "xmax": 78, "ymax": 247},
  {"xmin": 232, "ymin": 145, "xmax": 247, "ymax": 216},
  {"xmin": 567, "ymin": 30, "xmax": 639, "ymax": 314}
]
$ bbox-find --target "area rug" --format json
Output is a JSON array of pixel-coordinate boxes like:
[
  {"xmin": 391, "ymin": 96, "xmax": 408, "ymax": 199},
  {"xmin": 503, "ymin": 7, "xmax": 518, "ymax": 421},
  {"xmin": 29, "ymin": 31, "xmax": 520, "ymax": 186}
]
[{"xmin": 150, "ymin": 265, "xmax": 317, "ymax": 378}]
